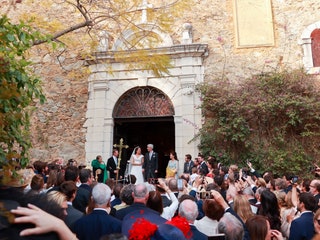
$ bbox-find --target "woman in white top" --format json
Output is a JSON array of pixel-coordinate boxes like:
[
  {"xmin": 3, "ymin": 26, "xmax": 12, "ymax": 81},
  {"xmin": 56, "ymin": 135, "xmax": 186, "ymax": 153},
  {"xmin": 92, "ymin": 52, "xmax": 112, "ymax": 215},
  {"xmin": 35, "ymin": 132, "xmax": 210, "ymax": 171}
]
[
  {"xmin": 194, "ymin": 198, "xmax": 225, "ymax": 236},
  {"xmin": 147, "ymin": 178, "xmax": 179, "ymax": 220},
  {"xmin": 130, "ymin": 146, "xmax": 144, "ymax": 184}
]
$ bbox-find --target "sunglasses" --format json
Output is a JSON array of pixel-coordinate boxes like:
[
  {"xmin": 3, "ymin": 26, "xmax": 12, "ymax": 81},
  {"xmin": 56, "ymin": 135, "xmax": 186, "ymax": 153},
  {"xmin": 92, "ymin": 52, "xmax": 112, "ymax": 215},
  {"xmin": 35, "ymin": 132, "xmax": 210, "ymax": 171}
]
[{"xmin": 317, "ymin": 219, "xmax": 320, "ymax": 225}]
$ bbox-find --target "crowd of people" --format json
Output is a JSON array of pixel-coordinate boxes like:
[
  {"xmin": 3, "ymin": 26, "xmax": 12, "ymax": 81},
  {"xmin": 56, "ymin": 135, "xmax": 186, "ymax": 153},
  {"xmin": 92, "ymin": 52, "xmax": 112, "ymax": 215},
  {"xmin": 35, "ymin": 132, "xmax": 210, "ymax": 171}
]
[{"xmin": 2, "ymin": 147, "xmax": 320, "ymax": 240}]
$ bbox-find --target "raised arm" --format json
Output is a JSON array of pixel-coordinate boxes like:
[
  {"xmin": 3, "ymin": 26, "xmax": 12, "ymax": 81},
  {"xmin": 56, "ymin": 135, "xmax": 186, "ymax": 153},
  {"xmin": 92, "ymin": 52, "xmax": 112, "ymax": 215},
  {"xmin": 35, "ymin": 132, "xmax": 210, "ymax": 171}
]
[{"xmin": 11, "ymin": 204, "xmax": 77, "ymax": 240}]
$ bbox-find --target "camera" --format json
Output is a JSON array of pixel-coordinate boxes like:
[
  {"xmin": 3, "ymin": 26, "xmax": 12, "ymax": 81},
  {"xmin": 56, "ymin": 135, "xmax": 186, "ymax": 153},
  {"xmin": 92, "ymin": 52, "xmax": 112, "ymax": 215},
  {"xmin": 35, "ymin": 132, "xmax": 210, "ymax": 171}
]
[
  {"xmin": 292, "ymin": 176, "xmax": 298, "ymax": 184},
  {"xmin": 148, "ymin": 178, "xmax": 159, "ymax": 185},
  {"xmin": 198, "ymin": 191, "xmax": 212, "ymax": 199}
]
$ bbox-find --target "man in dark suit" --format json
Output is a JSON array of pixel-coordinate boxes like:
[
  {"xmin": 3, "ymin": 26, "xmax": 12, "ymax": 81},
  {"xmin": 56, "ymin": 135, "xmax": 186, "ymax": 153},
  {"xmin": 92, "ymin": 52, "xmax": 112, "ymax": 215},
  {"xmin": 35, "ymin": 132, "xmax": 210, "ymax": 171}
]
[
  {"xmin": 183, "ymin": 154, "xmax": 194, "ymax": 174},
  {"xmin": 198, "ymin": 154, "xmax": 209, "ymax": 176},
  {"xmin": 289, "ymin": 192, "xmax": 317, "ymax": 240},
  {"xmin": 64, "ymin": 166, "xmax": 90, "ymax": 214},
  {"xmin": 107, "ymin": 149, "xmax": 119, "ymax": 180},
  {"xmin": 120, "ymin": 183, "xmax": 166, "ymax": 236},
  {"xmin": 142, "ymin": 144, "xmax": 158, "ymax": 182},
  {"xmin": 111, "ymin": 182, "xmax": 123, "ymax": 207},
  {"xmin": 59, "ymin": 181, "xmax": 83, "ymax": 229},
  {"xmin": 72, "ymin": 183, "xmax": 122, "ymax": 240},
  {"xmin": 178, "ymin": 199, "xmax": 207, "ymax": 240},
  {"xmin": 79, "ymin": 168, "xmax": 93, "ymax": 193},
  {"xmin": 115, "ymin": 183, "xmax": 161, "ymax": 220}
]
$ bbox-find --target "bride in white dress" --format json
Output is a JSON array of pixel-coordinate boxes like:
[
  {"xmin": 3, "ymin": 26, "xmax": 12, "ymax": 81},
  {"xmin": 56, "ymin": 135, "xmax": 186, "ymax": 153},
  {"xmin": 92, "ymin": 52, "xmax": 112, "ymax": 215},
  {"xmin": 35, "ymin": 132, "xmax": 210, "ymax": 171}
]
[{"xmin": 130, "ymin": 146, "xmax": 144, "ymax": 184}]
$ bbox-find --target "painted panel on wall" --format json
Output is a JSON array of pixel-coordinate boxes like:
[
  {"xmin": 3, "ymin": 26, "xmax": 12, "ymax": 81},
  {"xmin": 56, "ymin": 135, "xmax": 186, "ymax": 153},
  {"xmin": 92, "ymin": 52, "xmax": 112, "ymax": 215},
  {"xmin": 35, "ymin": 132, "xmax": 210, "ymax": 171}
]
[{"xmin": 233, "ymin": 0, "xmax": 275, "ymax": 47}]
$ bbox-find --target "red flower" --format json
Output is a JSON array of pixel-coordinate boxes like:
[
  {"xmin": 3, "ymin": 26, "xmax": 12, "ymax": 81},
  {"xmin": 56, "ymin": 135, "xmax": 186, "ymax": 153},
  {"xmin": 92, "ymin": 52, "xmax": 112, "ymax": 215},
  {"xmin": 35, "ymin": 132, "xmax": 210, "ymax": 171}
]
[
  {"xmin": 129, "ymin": 218, "xmax": 158, "ymax": 240},
  {"xmin": 166, "ymin": 216, "xmax": 192, "ymax": 239}
]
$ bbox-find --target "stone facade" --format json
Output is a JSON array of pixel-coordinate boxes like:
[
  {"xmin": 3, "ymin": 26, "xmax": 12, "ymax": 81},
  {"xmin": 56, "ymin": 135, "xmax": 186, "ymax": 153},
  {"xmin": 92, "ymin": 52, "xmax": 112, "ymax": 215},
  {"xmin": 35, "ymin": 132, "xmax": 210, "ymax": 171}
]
[
  {"xmin": 85, "ymin": 43, "xmax": 207, "ymax": 167},
  {"xmin": 2, "ymin": 0, "xmax": 320, "ymax": 168}
]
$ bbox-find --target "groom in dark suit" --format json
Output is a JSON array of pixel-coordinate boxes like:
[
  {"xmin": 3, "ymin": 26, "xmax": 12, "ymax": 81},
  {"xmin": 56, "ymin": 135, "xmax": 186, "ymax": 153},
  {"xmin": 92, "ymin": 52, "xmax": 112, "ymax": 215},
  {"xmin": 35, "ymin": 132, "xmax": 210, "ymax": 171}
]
[
  {"xmin": 142, "ymin": 144, "xmax": 158, "ymax": 182},
  {"xmin": 107, "ymin": 149, "xmax": 119, "ymax": 180}
]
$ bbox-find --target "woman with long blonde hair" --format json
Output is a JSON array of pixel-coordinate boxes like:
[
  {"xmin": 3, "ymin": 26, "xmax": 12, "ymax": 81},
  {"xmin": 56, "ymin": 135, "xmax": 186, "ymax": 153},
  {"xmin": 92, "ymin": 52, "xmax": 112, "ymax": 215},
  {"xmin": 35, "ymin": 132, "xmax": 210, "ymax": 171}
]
[{"xmin": 234, "ymin": 194, "xmax": 254, "ymax": 223}]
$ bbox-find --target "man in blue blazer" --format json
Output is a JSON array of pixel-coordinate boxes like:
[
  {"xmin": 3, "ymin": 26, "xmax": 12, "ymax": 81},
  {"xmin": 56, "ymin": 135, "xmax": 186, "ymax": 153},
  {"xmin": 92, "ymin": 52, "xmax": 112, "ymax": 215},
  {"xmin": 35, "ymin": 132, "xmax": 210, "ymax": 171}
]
[
  {"xmin": 72, "ymin": 183, "xmax": 122, "ymax": 240},
  {"xmin": 289, "ymin": 192, "xmax": 317, "ymax": 240},
  {"xmin": 120, "ymin": 183, "xmax": 166, "ymax": 237}
]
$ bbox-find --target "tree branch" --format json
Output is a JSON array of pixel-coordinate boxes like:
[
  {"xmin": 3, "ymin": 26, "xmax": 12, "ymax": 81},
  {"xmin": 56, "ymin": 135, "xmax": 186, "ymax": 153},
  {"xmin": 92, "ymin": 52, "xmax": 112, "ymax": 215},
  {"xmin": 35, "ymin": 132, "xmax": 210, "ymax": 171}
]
[{"xmin": 32, "ymin": 20, "xmax": 93, "ymax": 45}]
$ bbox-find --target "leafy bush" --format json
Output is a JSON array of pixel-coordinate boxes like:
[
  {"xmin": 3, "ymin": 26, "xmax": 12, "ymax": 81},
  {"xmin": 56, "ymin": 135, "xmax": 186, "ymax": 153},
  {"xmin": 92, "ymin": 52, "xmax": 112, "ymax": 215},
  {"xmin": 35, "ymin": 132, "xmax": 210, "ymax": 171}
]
[
  {"xmin": 198, "ymin": 69, "xmax": 320, "ymax": 176},
  {"xmin": 0, "ymin": 16, "xmax": 46, "ymax": 168}
]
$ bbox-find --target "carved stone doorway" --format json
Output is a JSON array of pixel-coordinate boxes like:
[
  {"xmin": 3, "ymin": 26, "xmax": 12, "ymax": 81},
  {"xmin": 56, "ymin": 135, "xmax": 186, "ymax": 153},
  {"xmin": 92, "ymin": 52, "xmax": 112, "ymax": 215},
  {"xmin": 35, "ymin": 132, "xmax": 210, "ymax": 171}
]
[
  {"xmin": 84, "ymin": 42, "xmax": 208, "ymax": 174},
  {"xmin": 113, "ymin": 86, "xmax": 175, "ymax": 178}
]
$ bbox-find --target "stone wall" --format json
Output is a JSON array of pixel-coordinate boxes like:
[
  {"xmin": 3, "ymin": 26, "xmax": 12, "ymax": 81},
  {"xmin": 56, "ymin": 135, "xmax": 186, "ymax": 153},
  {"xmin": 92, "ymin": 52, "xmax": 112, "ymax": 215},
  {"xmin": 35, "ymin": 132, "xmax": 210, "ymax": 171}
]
[
  {"xmin": 28, "ymin": 52, "xmax": 88, "ymax": 163},
  {"xmin": 2, "ymin": 0, "xmax": 320, "ymax": 164}
]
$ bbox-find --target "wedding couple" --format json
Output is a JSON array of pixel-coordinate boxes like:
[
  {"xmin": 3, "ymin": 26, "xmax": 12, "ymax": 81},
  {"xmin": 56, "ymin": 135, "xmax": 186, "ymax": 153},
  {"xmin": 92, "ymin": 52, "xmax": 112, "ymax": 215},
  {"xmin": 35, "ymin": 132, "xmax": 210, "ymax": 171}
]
[{"xmin": 129, "ymin": 144, "xmax": 158, "ymax": 184}]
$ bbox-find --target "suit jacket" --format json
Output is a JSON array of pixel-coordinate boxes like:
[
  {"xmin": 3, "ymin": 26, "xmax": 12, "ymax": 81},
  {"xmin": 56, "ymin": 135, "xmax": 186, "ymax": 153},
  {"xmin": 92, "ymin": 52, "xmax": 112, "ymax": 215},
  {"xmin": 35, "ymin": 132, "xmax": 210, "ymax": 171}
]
[
  {"xmin": 79, "ymin": 183, "xmax": 92, "ymax": 193},
  {"xmin": 184, "ymin": 160, "xmax": 194, "ymax": 174},
  {"xmin": 314, "ymin": 194, "xmax": 320, "ymax": 211},
  {"xmin": 199, "ymin": 161, "xmax": 209, "ymax": 175},
  {"xmin": 111, "ymin": 197, "xmax": 122, "ymax": 208},
  {"xmin": 143, "ymin": 151, "xmax": 158, "ymax": 181},
  {"xmin": 73, "ymin": 186, "xmax": 90, "ymax": 213},
  {"xmin": 121, "ymin": 206, "xmax": 167, "ymax": 237},
  {"xmin": 107, "ymin": 156, "xmax": 118, "ymax": 179},
  {"xmin": 65, "ymin": 204, "xmax": 83, "ymax": 229},
  {"xmin": 289, "ymin": 211, "xmax": 314, "ymax": 240},
  {"xmin": 115, "ymin": 202, "xmax": 150, "ymax": 220},
  {"xmin": 190, "ymin": 225, "xmax": 208, "ymax": 240},
  {"xmin": 72, "ymin": 209, "xmax": 122, "ymax": 240}
]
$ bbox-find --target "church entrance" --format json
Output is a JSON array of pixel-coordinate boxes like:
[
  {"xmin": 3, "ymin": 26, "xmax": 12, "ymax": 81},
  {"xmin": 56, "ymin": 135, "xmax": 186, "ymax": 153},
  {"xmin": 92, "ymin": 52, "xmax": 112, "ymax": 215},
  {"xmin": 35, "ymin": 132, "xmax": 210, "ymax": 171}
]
[
  {"xmin": 112, "ymin": 86, "xmax": 175, "ymax": 178},
  {"xmin": 113, "ymin": 117, "xmax": 175, "ymax": 178},
  {"xmin": 84, "ymin": 32, "xmax": 207, "ymax": 170}
]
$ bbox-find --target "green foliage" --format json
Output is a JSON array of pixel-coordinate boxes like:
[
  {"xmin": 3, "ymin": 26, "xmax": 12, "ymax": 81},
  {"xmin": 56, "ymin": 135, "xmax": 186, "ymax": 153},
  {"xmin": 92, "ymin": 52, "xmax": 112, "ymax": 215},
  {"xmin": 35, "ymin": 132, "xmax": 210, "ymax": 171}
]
[
  {"xmin": 0, "ymin": 15, "xmax": 45, "ymax": 168},
  {"xmin": 198, "ymin": 69, "xmax": 320, "ymax": 176}
]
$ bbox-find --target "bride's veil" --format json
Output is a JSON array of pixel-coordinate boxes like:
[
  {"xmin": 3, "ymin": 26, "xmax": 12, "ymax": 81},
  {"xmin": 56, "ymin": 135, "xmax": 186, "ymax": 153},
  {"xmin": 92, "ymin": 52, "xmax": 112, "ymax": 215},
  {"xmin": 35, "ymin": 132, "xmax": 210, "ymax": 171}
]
[{"xmin": 127, "ymin": 146, "xmax": 138, "ymax": 175}]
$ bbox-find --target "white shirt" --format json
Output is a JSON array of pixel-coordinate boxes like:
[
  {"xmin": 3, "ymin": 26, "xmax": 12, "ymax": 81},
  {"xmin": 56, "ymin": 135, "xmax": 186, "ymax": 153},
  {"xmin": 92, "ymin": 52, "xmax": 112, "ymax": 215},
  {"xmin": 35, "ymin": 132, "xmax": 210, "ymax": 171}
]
[
  {"xmin": 113, "ymin": 156, "xmax": 118, "ymax": 166},
  {"xmin": 195, "ymin": 216, "xmax": 219, "ymax": 236},
  {"xmin": 161, "ymin": 192, "xmax": 179, "ymax": 220}
]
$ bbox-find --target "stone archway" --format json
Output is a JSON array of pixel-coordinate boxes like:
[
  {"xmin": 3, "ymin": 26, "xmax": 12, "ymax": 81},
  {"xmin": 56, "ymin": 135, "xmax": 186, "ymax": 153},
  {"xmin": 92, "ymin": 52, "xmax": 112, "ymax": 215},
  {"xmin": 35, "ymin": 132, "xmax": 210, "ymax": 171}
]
[
  {"xmin": 113, "ymin": 86, "xmax": 175, "ymax": 118},
  {"xmin": 112, "ymin": 86, "xmax": 175, "ymax": 178},
  {"xmin": 84, "ymin": 23, "xmax": 208, "ymax": 176}
]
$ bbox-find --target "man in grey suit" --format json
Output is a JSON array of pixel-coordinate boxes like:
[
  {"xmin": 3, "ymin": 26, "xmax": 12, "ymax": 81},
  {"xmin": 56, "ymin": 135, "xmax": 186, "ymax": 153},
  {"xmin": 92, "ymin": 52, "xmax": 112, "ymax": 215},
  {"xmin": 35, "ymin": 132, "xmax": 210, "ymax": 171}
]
[
  {"xmin": 142, "ymin": 144, "xmax": 158, "ymax": 182},
  {"xmin": 183, "ymin": 154, "xmax": 194, "ymax": 174}
]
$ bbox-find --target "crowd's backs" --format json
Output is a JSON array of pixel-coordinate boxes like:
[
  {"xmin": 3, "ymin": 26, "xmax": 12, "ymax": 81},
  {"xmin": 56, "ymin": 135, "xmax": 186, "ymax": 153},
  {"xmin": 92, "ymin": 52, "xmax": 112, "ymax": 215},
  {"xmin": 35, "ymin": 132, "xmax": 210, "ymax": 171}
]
[{"xmin": 2, "ymin": 156, "xmax": 320, "ymax": 240}]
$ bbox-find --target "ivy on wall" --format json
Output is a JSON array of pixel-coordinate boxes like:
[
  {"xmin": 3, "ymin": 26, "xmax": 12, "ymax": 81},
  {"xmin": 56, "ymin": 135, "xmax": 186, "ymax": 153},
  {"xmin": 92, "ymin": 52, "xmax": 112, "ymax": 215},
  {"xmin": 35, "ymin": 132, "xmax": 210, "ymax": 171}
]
[
  {"xmin": 198, "ymin": 69, "xmax": 320, "ymax": 176},
  {"xmin": 0, "ymin": 16, "xmax": 46, "ymax": 169}
]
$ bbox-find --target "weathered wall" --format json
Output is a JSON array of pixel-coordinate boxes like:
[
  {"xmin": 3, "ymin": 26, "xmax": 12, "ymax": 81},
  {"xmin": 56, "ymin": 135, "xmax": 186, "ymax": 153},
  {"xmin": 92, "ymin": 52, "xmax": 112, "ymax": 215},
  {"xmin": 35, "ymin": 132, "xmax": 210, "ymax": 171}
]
[
  {"xmin": 2, "ymin": 0, "xmax": 320, "ymax": 164},
  {"xmin": 177, "ymin": 0, "xmax": 320, "ymax": 81}
]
